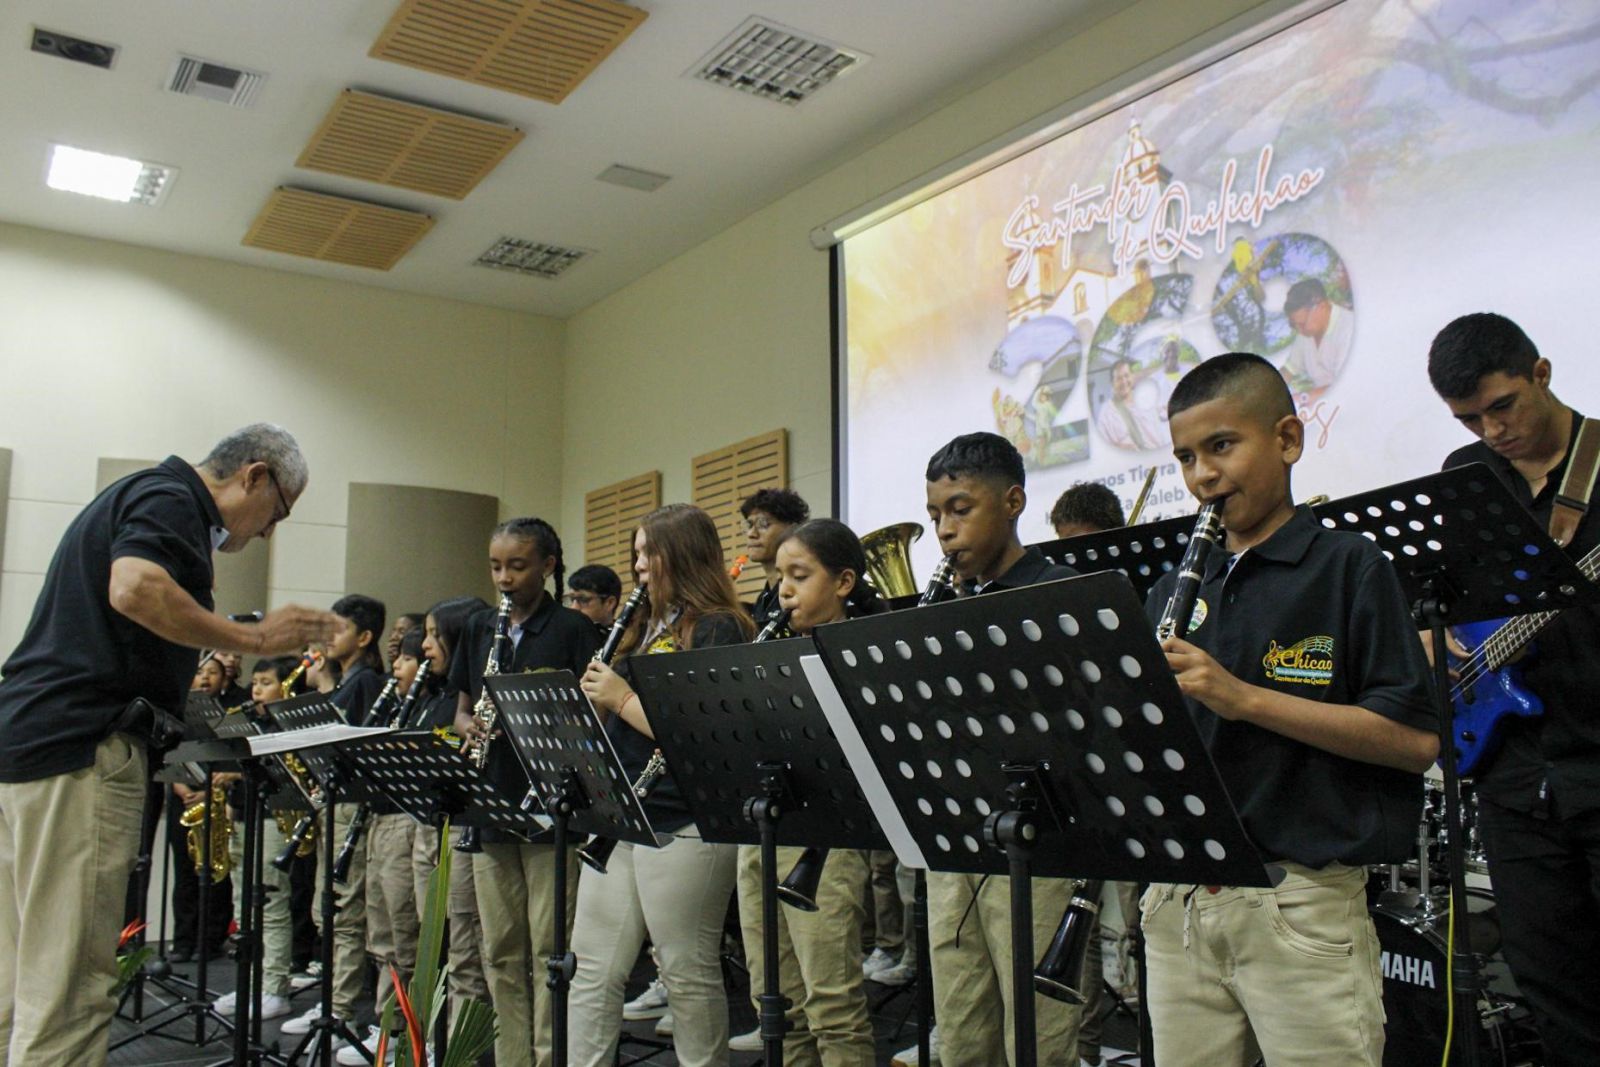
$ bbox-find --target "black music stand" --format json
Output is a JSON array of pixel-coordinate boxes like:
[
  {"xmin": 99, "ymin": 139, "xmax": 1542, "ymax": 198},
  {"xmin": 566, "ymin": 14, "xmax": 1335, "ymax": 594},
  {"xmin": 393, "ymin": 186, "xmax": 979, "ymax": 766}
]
[
  {"xmin": 248, "ymin": 699, "xmax": 382, "ymax": 1067},
  {"xmin": 115, "ymin": 709, "xmax": 243, "ymax": 1055},
  {"xmin": 629, "ymin": 638, "xmax": 892, "ymax": 1067},
  {"xmin": 1310, "ymin": 464, "xmax": 1599, "ymax": 1067},
  {"xmin": 484, "ymin": 673, "xmax": 661, "ymax": 1067},
  {"xmin": 803, "ymin": 572, "xmax": 1272, "ymax": 1067},
  {"xmin": 1030, "ymin": 513, "xmax": 1196, "ymax": 602}
]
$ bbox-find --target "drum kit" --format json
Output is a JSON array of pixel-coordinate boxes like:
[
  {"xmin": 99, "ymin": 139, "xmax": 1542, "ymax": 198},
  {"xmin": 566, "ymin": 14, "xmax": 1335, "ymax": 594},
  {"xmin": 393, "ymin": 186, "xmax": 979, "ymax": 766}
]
[{"xmin": 1369, "ymin": 780, "xmax": 1542, "ymax": 1066}]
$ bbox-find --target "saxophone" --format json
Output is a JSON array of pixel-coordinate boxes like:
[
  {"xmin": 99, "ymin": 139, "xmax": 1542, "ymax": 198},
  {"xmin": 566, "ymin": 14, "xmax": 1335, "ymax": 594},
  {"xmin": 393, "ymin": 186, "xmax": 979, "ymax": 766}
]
[
  {"xmin": 181, "ymin": 782, "xmax": 233, "ymax": 883},
  {"xmin": 456, "ymin": 594, "xmax": 513, "ymax": 853}
]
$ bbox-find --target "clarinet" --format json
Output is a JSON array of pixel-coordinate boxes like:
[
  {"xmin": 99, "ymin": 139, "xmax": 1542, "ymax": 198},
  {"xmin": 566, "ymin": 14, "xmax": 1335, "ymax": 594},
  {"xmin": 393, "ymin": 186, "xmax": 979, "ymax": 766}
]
[
  {"xmin": 1155, "ymin": 499, "xmax": 1225, "ymax": 641},
  {"xmin": 1036, "ymin": 500, "xmax": 1224, "ymax": 1003},
  {"xmin": 332, "ymin": 664, "xmax": 432, "ymax": 882},
  {"xmin": 456, "ymin": 594, "xmax": 514, "ymax": 854},
  {"xmin": 572, "ymin": 587, "xmax": 652, "ymax": 874},
  {"xmin": 918, "ymin": 554, "xmax": 958, "ymax": 607}
]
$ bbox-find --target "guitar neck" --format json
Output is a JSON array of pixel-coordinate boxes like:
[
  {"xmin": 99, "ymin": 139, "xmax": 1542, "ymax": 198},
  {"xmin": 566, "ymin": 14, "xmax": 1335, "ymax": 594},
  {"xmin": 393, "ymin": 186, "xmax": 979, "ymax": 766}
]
[{"xmin": 1480, "ymin": 541, "xmax": 1600, "ymax": 669}]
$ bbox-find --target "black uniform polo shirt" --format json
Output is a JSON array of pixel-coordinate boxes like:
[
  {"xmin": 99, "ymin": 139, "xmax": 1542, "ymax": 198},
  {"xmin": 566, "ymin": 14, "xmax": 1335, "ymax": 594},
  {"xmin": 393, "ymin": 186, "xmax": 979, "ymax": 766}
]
[
  {"xmin": 1445, "ymin": 413, "xmax": 1600, "ymax": 815},
  {"xmin": 613, "ymin": 611, "xmax": 748, "ymax": 834},
  {"xmin": 1143, "ymin": 506, "xmax": 1436, "ymax": 869},
  {"xmin": 751, "ymin": 581, "xmax": 784, "ymax": 631},
  {"xmin": 960, "ymin": 544, "xmax": 1078, "ymax": 595},
  {"xmin": 450, "ymin": 595, "xmax": 601, "ymax": 841},
  {"xmin": 0, "ymin": 456, "xmax": 222, "ymax": 783},
  {"xmin": 333, "ymin": 661, "xmax": 391, "ymax": 725}
]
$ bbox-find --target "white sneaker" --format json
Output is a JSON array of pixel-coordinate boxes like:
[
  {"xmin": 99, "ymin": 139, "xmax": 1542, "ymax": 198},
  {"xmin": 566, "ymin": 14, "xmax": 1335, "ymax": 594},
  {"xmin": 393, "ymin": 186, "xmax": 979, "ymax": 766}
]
[
  {"xmin": 728, "ymin": 1028, "xmax": 761, "ymax": 1052},
  {"xmin": 891, "ymin": 1024, "xmax": 940, "ymax": 1066},
  {"xmin": 623, "ymin": 977, "xmax": 669, "ymax": 1020},
  {"xmin": 654, "ymin": 1008, "xmax": 674, "ymax": 1037},
  {"xmin": 873, "ymin": 961, "xmax": 916, "ymax": 987},
  {"xmin": 279, "ymin": 1004, "xmax": 350, "ymax": 1038},
  {"xmin": 290, "ymin": 961, "xmax": 322, "ymax": 991},
  {"xmin": 862, "ymin": 947, "xmax": 897, "ymax": 978},
  {"xmin": 259, "ymin": 993, "xmax": 292, "ymax": 1020},
  {"xmin": 213, "ymin": 990, "xmax": 239, "ymax": 1016},
  {"xmin": 337, "ymin": 1026, "xmax": 391, "ymax": 1065}
]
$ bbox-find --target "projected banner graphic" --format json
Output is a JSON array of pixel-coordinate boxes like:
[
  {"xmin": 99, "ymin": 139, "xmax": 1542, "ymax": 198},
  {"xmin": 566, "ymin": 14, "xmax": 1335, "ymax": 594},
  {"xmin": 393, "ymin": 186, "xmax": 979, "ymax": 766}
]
[{"xmin": 840, "ymin": 0, "xmax": 1600, "ymax": 565}]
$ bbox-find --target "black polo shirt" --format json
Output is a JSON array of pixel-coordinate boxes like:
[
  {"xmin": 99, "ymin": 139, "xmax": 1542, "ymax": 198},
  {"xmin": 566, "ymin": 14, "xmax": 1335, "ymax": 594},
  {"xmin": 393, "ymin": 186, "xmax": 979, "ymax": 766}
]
[
  {"xmin": 614, "ymin": 611, "xmax": 748, "ymax": 834},
  {"xmin": 1444, "ymin": 414, "xmax": 1600, "ymax": 816},
  {"xmin": 960, "ymin": 545, "xmax": 1078, "ymax": 595},
  {"xmin": 1143, "ymin": 506, "xmax": 1436, "ymax": 868},
  {"xmin": 751, "ymin": 581, "xmax": 784, "ymax": 631},
  {"xmin": 0, "ymin": 456, "xmax": 222, "ymax": 783},
  {"xmin": 450, "ymin": 595, "xmax": 601, "ymax": 841},
  {"xmin": 332, "ymin": 661, "xmax": 391, "ymax": 725}
]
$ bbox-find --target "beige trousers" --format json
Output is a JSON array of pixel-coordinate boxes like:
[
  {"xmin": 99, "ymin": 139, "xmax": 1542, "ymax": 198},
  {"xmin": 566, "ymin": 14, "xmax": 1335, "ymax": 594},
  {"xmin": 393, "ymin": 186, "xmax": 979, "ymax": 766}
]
[
  {"xmin": 1141, "ymin": 862, "xmax": 1385, "ymax": 1067},
  {"xmin": 926, "ymin": 871, "xmax": 1082, "ymax": 1067},
  {"xmin": 567, "ymin": 835, "xmax": 737, "ymax": 1067},
  {"xmin": 365, "ymin": 813, "xmax": 418, "ymax": 1010},
  {"xmin": 312, "ymin": 802, "xmax": 367, "ymax": 1019},
  {"xmin": 472, "ymin": 841, "xmax": 578, "ymax": 1067},
  {"xmin": 229, "ymin": 812, "xmax": 294, "ymax": 996},
  {"xmin": 736, "ymin": 845, "xmax": 875, "ymax": 1067},
  {"xmin": 0, "ymin": 735, "xmax": 147, "ymax": 1067},
  {"xmin": 866, "ymin": 849, "xmax": 904, "ymax": 955},
  {"xmin": 411, "ymin": 827, "xmax": 488, "ymax": 1014}
]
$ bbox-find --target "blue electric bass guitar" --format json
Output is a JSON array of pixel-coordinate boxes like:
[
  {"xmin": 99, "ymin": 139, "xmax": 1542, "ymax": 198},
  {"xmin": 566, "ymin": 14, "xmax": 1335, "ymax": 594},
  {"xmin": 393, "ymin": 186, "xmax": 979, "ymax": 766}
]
[{"xmin": 1449, "ymin": 543, "xmax": 1600, "ymax": 775}]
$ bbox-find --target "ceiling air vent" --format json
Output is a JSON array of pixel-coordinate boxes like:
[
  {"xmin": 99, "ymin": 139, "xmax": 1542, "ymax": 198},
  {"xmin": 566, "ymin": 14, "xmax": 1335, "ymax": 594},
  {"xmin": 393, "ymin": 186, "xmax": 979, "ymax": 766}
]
[
  {"xmin": 31, "ymin": 28, "xmax": 117, "ymax": 69},
  {"xmin": 167, "ymin": 55, "xmax": 267, "ymax": 108},
  {"xmin": 597, "ymin": 164, "xmax": 671, "ymax": 192},
  {"xmin": 690, "ymin": 18, "xmax": 865, "ymax": 106},
  {"xmin": 474, "ymin": 238, "xmax": 590, "ymax": 279}
]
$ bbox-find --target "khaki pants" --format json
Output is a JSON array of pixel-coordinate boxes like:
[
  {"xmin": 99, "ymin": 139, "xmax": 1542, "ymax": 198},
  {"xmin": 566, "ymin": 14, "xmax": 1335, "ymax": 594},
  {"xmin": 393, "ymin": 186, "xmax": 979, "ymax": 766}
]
[
  {"xmin": 312, "ymin": 803, "xmax": 367, "ymax": 1019},
  {"xmin": 0, "ymin": 734, "xmax": 147, "ymax": 1067},
  {"xmin": 736, "ymin": 845, "xmax": 874, "ymax": 1067},
  {"xmin": 365, "ymin": 813, "xmax": 418, "ymax": 1010},
  {"xmin": 473, "ymin": 841, "xmax": 578, "ymax": 1067},
  {"xmin": 412, "ymin": 827, "xmax": 488, "ymax": 1014},
  {"xmin": 1141, "ymin": 863, "xmax": 1384, "ymax": 1067},
  {"xmin": 866, "ymin": 849, "xmax": 904, "ymax": 954},
  {"xmin": 568, "ymin": 835, "xmax": 736, "ymax": 1067},
  {"xmin": 927, "ymin": 871, "xmax": 1081, "ymax": 1067},
  {"xmin": 895, "ymin": 863, "xmax": 918, "ymax": 971},
  {"xmin": 229, "ymin": 813, "xmax": 294, "ymax": 997}
]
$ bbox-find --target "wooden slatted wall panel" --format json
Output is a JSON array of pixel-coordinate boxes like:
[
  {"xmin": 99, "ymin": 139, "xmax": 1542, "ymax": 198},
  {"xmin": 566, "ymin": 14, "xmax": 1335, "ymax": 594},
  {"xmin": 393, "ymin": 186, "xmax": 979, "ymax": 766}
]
[
  {"xmin": 583, "ymin": 471, "xmax": 660, "ymax": 590},
  {"xmin": 691, "ymin": 429, "xmax": 788, "ymax": 600}
]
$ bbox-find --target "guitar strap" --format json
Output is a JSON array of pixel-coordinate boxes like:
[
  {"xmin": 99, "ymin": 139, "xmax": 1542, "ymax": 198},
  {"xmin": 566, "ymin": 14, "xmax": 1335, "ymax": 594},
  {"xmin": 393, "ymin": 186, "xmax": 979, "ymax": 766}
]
[{"xmin": 1549, "ymin": 415, "xmax": 1600, "ymax": 548}]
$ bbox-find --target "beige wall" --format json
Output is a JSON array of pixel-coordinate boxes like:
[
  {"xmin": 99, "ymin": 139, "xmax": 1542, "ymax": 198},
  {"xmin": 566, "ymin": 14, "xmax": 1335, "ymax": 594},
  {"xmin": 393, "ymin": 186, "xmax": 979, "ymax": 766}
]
[
  {"xmin": 558, "ymin": 0, "xmax": 1270, "ymax": 547},
  {"xmin": 0, "ymin": 222, "xmax": 565, "ymax": 656},
  {"xmin": 344, "ymin": 482, "xmax": 500, "ymax": 621}
]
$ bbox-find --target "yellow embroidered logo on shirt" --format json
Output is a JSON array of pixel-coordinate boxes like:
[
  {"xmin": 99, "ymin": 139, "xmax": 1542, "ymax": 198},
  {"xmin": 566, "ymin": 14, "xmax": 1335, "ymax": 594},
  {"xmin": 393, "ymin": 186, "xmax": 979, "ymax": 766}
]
[{"xmin": 1262, "ymin": 635, "xmax": 1334, "ymax": 686}]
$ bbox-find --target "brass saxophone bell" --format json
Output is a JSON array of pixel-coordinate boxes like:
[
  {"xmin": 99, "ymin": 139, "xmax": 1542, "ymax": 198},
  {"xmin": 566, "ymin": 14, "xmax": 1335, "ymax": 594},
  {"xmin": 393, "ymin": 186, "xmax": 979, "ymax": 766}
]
[{"xmin": 860, "ymin": 522, "xmax": 925, "ymax": 600}]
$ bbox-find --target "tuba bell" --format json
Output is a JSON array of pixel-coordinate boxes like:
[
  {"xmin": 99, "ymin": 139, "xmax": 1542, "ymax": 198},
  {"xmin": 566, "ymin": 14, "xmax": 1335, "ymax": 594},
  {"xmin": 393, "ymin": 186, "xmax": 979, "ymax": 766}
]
[{"xmin": 860, "ymin": 522, "xmax": 925, "ymax": 600}]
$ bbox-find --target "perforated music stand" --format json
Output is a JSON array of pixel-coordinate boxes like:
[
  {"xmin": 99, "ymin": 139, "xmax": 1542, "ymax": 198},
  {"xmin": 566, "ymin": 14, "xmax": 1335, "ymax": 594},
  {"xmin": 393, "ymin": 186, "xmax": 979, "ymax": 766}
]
[
  {"xmin": 629, "ymin": 638, "xmax": 893, "ymax": 1067},
  {"xmin": 485, "ymin": 673, "xmax": 662, "ymax": 1067},
  {"xmin": 336, "ymin": 729, "xmax": 546, "ymax": 839},
  {"xmin": 805, "ymin": 572, "xmax": 1271, "ymax": 1067},
  {"xmin": 1309, "ymin": 464, "xmax": 1600, "ymax": 1067},
  {"xmin": 1029, "ymin": 514, "xmax": 1196, "ymax": 601}
]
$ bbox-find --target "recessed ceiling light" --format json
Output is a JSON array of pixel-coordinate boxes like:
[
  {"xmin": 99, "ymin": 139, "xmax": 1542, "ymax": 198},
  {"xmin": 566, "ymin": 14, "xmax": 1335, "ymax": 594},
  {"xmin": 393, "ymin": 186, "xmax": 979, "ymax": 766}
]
[
  {"xmin": 46, "ymin": 144, "xmax": 176, "ymax": 205},
  {"xmin": 474, "ymin": 237, "xmax": 591, "ymax": 279},
  {"xmin": 690, "ymin": 18, "xmax": 866, "ymax": 106}
]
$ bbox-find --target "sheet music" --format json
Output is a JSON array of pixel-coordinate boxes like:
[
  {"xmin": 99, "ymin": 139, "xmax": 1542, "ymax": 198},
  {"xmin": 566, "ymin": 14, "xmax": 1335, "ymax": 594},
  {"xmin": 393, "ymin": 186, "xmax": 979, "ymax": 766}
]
[{"xmin": 248, "ymin": 723, "xmax": 393, "ymax": 756}]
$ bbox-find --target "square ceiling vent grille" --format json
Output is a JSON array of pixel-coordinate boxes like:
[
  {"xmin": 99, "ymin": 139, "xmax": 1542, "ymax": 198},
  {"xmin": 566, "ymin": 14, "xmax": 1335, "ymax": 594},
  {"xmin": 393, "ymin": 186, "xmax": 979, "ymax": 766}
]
[
  {"xmin": 242, "ymin": 187, "xmax": 434, "ymax": 270},
  {"xmin": 370, "ymin": 0, "xmax": 647, "ymax": 104},
  {"xmin": 690, "ymin": 18, "xmax": 864, "ymax": 105},
  {"xmin": 297, "ymin": 90, "xmax": 523, "ymax": 199},
  {"xmin": 474, "ymin": 237, "xmax": 590, "ymax": 278}
]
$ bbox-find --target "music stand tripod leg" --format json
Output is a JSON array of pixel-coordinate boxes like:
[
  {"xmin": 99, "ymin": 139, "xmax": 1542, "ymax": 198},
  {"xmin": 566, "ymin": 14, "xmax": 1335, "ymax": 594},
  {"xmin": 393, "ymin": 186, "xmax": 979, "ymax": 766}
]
[
  {"xmin": 913, "ymin": 870, "xmax": 933, "ymax": 1063},
  {"xmin": 542, "ymin": 772, "xmax": 583, "ymax": 1067},
  {"xmin": 745, "ymin": 765, "xmax": 794, "ymax": 1067},
  {"xmin": 984, "ymin": 804, "xmax": 1040, "ymax": 1067}
]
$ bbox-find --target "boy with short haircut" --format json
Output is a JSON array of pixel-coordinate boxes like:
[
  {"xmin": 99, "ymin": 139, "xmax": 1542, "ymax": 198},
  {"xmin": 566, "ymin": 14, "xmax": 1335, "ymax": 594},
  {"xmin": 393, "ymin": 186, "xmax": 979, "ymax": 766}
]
[
  {"xmin": 282, "ymin": 594, "xmax": 387, "ymax": 1046},
  {"xmin": 1142, "ymin": 353, "xmax": 1436, "ymax": 1066},
  {"xmin": 565, "ymin": 564, "xmax": 622, "ymax": 636},
  {"xmin": 740, "ymin": 488, "xmax": 810, "ymax": 631},
  {"xmin": 913, "ymin": 432, "xmax": 1083, "ymax": 1067},
  {"xmin": 1048, "ymin": 482, "xmax": 1126, "ymax": 539}
]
